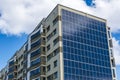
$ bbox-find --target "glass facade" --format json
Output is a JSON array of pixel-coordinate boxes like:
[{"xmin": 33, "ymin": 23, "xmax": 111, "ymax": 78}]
[
  {"xmin": 62, "ymin": 9, "xmax": 112, "ymax": 80},
  {"xmin": 8, "ymin": 66, "xmax": 14, "ymax": 73},
  {"xmin": 31, "ymin": 31, "xmax": 40, "ymax": 40},
  {"xmin": 30, "ymin": 49, "xmax": 40, "ymax": 58},
  {"xmin": 9, "ymin": 60, "xmax": 14, "ymax": 66},
  {"xmin": 30, "ymin": 58, "xmax": 40, "ymax": 67},
  {"xmin": 30, "ymin": 68, "xmax": 40, "ymax": 76},
  {"xmin": 31, "ymin": 40, "xmax": 41, "ymax": 48},
  {"xmin": 8, "ymin": 74, "xmax": 14, "ymax": 79}
]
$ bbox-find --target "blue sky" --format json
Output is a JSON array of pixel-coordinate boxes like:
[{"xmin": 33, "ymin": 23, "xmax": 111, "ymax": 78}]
[
  {"xmin": 0, "ymin": 34, "xmax": 27, "ymax": 69},
  {"xmin": 0, "ymin": 0, "xmax": 120, "ymax": 79}
]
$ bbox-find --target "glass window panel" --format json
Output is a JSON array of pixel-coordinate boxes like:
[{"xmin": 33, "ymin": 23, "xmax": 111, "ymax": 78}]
[{"xmin": 62, "ymin": 9, "xmax": 112, "ymax": 80}]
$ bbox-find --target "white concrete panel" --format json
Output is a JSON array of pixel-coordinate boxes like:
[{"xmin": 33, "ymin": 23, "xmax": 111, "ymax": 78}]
[
  {"xmin": 27, "ymin": 54, "xmax": 30, "ymax": 68},
  {"xmin": 27, "ymin": 71, "xmax": 30, "ymax": 80}
]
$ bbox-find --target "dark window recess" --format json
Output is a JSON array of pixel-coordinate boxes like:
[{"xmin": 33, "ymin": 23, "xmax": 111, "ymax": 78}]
[
  {"xmin": 30, "ymin": 68, "xmax": 40, "ymax": 76},
  {"xmin": 53, "ymin": 29, "xmax": 56, "ymax": 35},
  {"xmin": 47, "ymin": 48, "xmax": 59, "ymax": 61},
  {"xmin": 109, "ymin": 39, "xmax": 113, "ymax": 48},
  {"xmin": 47, "ymin": 29, "xmax": 57, "ymax": 41},
  {"xmin": 31, "ymin": 31, "xmax": 40, "ymax": 40},
  {"xmin": 31, "ymin": 49, "xmax": 40, "ymax": 58},
  {"xmin": 53, "ymin": 15, "xmax": 61, "ymax": 25},
  {"xmin": 47, "ymin": 76, "xmax": 51, "ymax": 80},
  {"xmin": 43, "ymin": 29, "xmax": 46, "ymax": 33},
  {"xmin": 42, "ymin": 47, "xmax": 46, "ymax": 52},
  {"xmin": 15, "ymin": 66, "xmax": 17, "ymax": 70},
  {"xmin": 47, "ymin": 25, "xmax": 50, "ymax": 32},
  {"xmin": 43, "ymin": 67, "xmax": 46, "ymax": 72},
  {"xmin": 47, "ymin": 53, "xmax": 53, "ymax": 61},
  {"xmin": 53, "ymin": 37, "xmax": 59, "ymax": 45},
  {"xmin": 53, "ymin": 72, "xmax": 58, "ymax": 79},
  {"xmin": 112, "ymin": 69, "xmax": 116, "ymax": 77},
  {"xmin": 47, "ymin": 45, "xmax": 50, "ymax": 51},
  {"xmin": 47, "ymin": 54, "xmax": 50, "ymax": 61},
  {"xmin": 111, "ymin": 59, "xmax": 115, "ymax": 67},
  {"xmin": 47, "ymin": 34, "xmax": 51, "ymax": 41},
  {"xmin": 108, "ymin": 27, "xmax": 110, "ymax": 30},
  {"xmin": 14, "ymin": 72, "xmax": 17, "ymax": 76},
  {"xmin": 47, "ymin": 65, "xmax": 51, "ymax": 71},
  {"xmin": 43, "ymin": 37, "xmax": 46, "ymax": 41},
  {"xmin": 30, "ymin": 58, "xmax": 40, "ymax": 66},
  {"xmin": 54, "ymin": 60, "xmax": 57, "ymax": 67},
  {"xmin": 53, "ymin": 48, "xmax": 59, "ymax": 56},
  {"xmin": 31, "ymin": 40, "xmax": 40, "ymax": 49},
  {"xmin": 108, "ymin": 31, "xmax": 111, "ymax": 38},
  {"xmin": 110, "ymin": 49, "xmax": 113, "ymax": 57},
  {"xmin": 43, "ymin": 77, "xmax": 46, "ymax": 80}
]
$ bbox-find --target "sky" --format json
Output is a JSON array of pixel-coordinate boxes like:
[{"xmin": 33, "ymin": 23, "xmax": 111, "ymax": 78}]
[{"xmin": 0, "ymin": 0, "xmax": 120, "ymax": 79}]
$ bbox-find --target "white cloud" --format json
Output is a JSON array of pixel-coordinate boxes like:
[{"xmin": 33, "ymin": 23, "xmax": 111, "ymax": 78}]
[
  {"xmin": 112, "ymin": 37, "xmax": 120, "ymax": 65},
  {"xmin": 92, "ymin": 0, "xmax": 120, "ymax": 33},
  {"xmin": 0, "ymin": 0, "xmax": 57, "ymax": 35},
  {"xmin": 0, "ymin": 0, "xmax": 120, "ymax": 35}
]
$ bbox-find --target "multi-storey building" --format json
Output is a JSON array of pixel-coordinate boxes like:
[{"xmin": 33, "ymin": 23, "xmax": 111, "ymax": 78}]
[
  {"xmin": 0, "ymin": 71, "xmax": 2, "ymax": 80},
  {"xmin": 0, "ymin": 66, "xmax": 7, "ymax": 80},
  {"xmin": 26, "ymin": 19, "xmax": 46, "ymax": 80},
  {"xmin": 7, "ymin": 53, "xmax": 18, "ymax": 80},
  {"xmin": 16, "ymin": 47, "xmax": 25, "ymax": 80},
  {"xmin": 0, "ymin": 4, "xmax": 117, "ymax": 80}
]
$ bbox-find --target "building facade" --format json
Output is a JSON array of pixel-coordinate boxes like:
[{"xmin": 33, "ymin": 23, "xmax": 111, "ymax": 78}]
[
  {"xmin": 0, "ymin": 66, "xmax": 7, "ymax": 80},
  {"xmin": 0, "ymin": 4, "xmax": 116, "ymax": 80}
]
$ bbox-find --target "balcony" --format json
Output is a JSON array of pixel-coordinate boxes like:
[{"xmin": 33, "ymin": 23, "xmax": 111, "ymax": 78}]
[
  {"xmin": 41, "ymin": 33, "xmax": 46, "ymax": 37},
  {"xmin": 14, "ymin": 61, "xmax": 18, "ymax": 65},
  {"xmin": 40, "ymin": 50, "xmax": 46, "ymax": 57},
  {"xmin": 40, "ymin": 41, "xmax": 45, "ymax": 46},
  {"xmin": 31, "ymin": 40, "xmax": 41, "ymax": 51},
  {"xmin": 40, "ymin": 61, "xmax": 46, "ymax": 65},
  {"xmin": 40, "ymin": 56, "xmax": 46, "ymax": 64},
  {"xmin": 8, "ymin": 66, "xmax": 14, "ymax": 73},
  {"xmin": 31, "ymin": 37, "xmax": 40, "ymax": 43},
  {"xmin": 14, "ymin": 67, "xmax": 17, "ymax": 72},
  {"xmin": 8, "ymin": 74, "xmax": 14, "ymax": 80},
  {"xmin": 9, "ymin": 61, "xmax": 14, "ymax": 67},
  {"xmin": 40, "ymin": 66, "xmax": 46, "ymax": 76},
  {"xmin": 29, "ymin": 63, "xmax": 41, "ymax": 71},
  {"xmin": 30, "ymin": 58, "xmax": 40, "ymax": 67},
  {"xmin": 31, "ymin": 31, "xmax": 40, "ymax": 42},
  {"xmin": 30, "ymin": 68, "xmax": 40, "ymax": 79},
  {"xmin": 40, "ymin": 77, "xmax": 46, "ymax": 80},
  {"xmin": 30, "ymin": 47, "xmax": 40, "ymax": 54},
  {"xmin": 30, "ymin": 49, "xmax": 41, "ymax": 60},
  {"xmin": 30, "ymin": 73, "xmax": 41, "ymax": 80}
]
